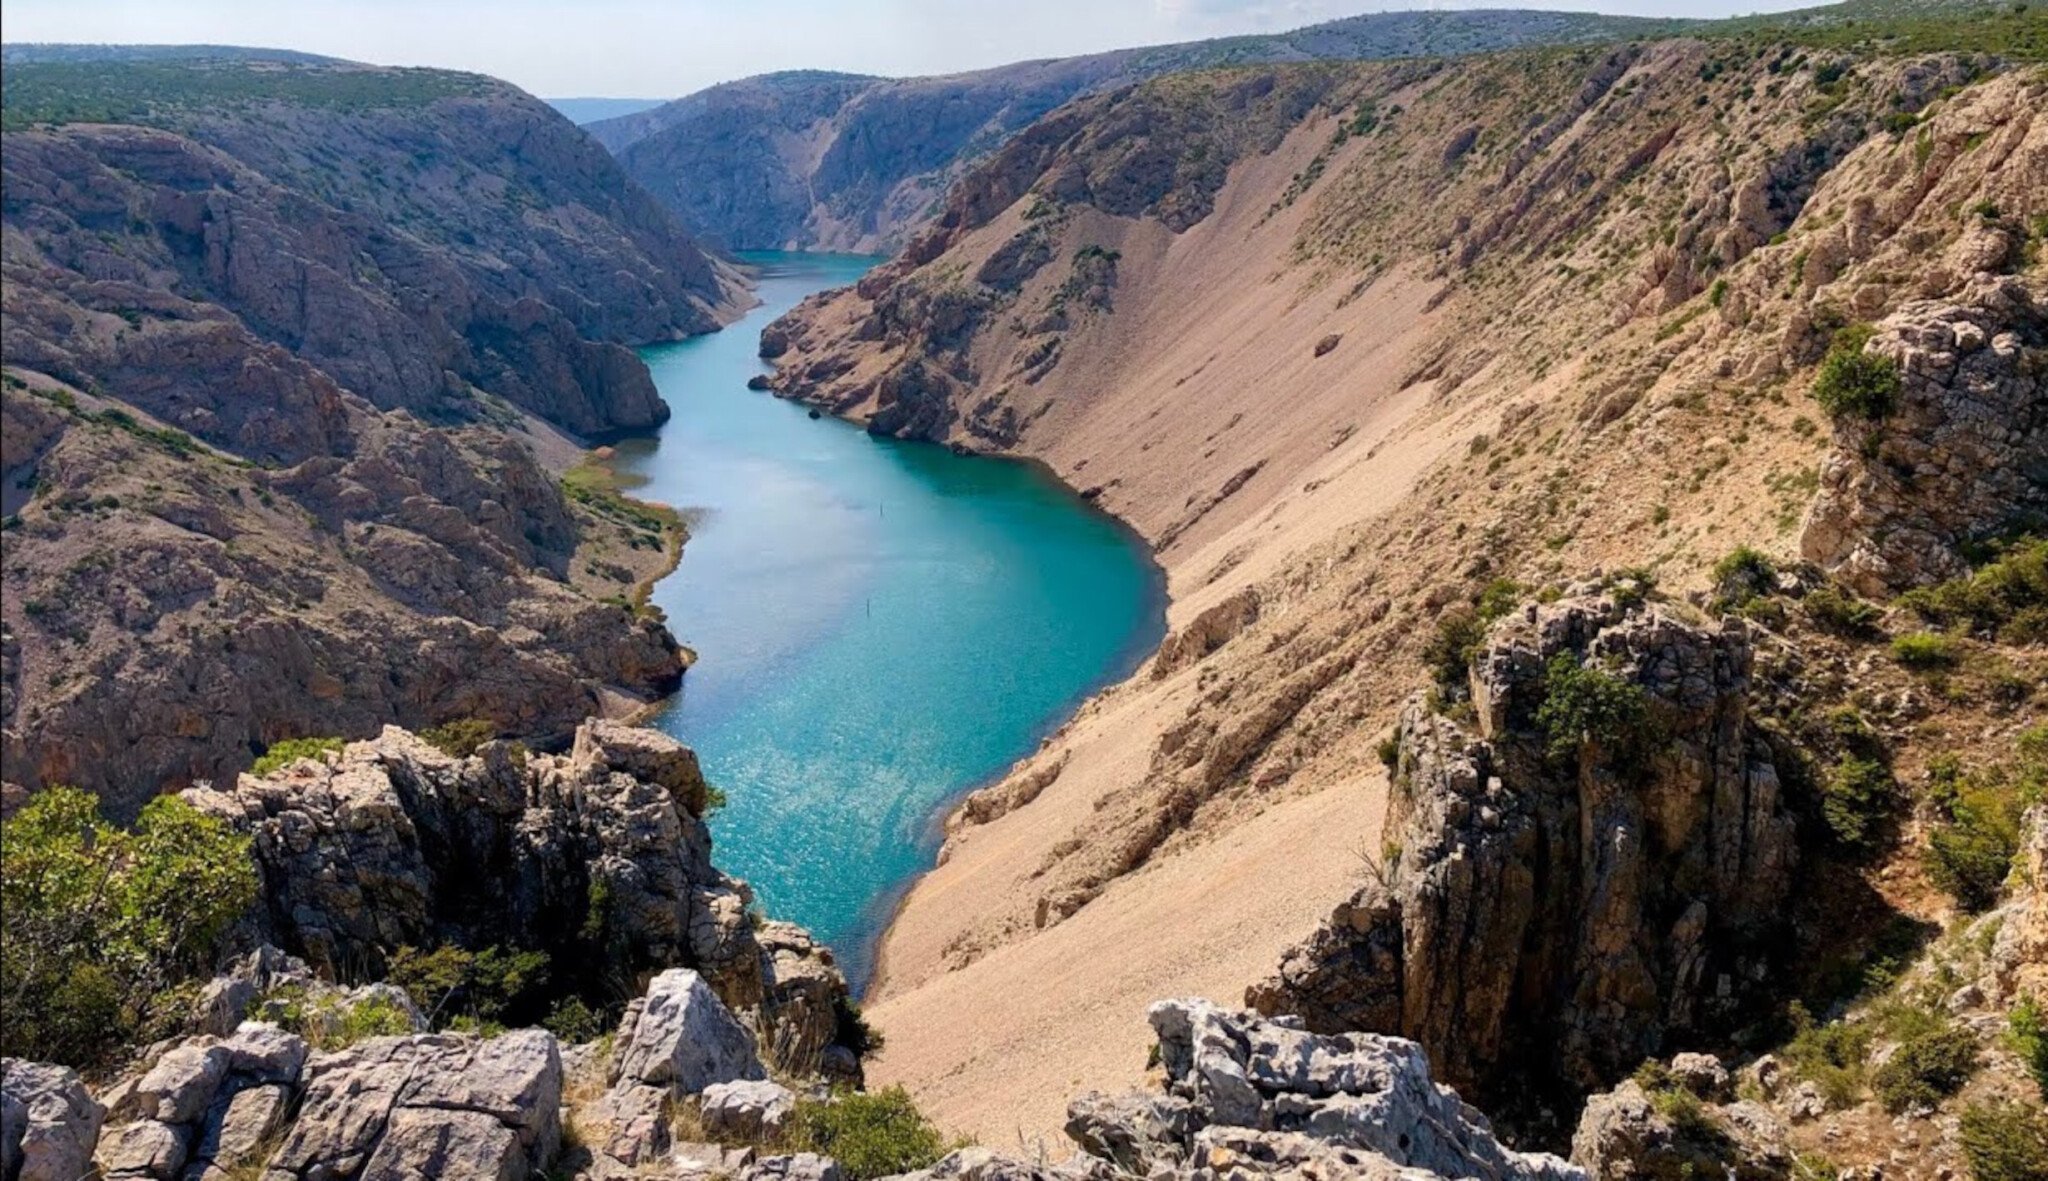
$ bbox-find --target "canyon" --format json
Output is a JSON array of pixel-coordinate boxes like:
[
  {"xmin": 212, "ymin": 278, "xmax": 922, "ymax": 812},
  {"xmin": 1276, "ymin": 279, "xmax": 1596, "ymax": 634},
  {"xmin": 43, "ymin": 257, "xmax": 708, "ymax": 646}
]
[
  {"xmin": 763, "ymin": 25, "xmax": 2047, "ymax": 1153},
  {"xmin": 3, "ymin": 7, "xmax": 2047, "ymax": 1181}
]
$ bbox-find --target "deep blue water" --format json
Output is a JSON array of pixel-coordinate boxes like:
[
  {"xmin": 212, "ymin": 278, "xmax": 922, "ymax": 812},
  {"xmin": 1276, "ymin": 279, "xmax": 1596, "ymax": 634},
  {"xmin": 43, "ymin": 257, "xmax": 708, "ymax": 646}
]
[{"xmin": 617, "ymin": 253, "xmax": 1164, "ymax": 988}]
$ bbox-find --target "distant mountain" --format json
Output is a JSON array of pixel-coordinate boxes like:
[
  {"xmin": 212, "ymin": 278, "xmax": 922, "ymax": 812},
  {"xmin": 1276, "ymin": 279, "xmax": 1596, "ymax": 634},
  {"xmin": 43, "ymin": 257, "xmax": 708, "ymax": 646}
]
[
  {"xmin": 0, "ymin": 43, "xmax": 345, "ymax": 65},
  {"xmin": 547, "ymin": 96, "xmax": 669, "ymax": 124},
  {"xmin": 591, "ymin": 9, "xmax": 1697, "ymax": 252}
]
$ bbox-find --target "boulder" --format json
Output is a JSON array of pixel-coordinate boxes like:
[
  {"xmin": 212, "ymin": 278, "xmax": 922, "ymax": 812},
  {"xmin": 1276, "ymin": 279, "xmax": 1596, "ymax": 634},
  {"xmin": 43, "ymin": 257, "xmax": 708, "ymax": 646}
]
[
  {"xmin": 744, "ymin": 1153, "xmax": 844, "ymax": 1181},
  {"xmin": 609, "ymin": 970, "xmax": 765, "ymax": 1097},
  {"xmin": 2, "ymin": 1059, "xmax": 105, "ymax": 1181},
  {"xmin": 263, "ymin": 1029, "xmax": 562, "ymax": 1180},
  {"xmin": 699, "ymin": 1080, "xmax": 797, "ymax": 1143}
]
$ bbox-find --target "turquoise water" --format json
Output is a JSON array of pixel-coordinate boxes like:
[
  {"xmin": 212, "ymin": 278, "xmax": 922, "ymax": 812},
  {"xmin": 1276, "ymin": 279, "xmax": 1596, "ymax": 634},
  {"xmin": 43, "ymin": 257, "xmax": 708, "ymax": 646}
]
[{"xmin": 618, "ymin": 253, "xmax": 1164, "ymax": 988}]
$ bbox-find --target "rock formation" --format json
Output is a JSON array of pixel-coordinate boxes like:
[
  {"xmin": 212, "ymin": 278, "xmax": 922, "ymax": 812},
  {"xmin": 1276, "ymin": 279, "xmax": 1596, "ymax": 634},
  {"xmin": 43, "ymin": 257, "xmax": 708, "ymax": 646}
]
[
  {"xmin": 183, "ymin": 722, "xmax": 858, "ymax": 1073},
  {"xmin": 1, "ymin": 56, "xmax": 735, "ymax": 809},
  {"xmin": 1801, "ymin": 272, "xmax": 2047, "ymax": 594},
  {"xmin": 1251, "ymin": 593, "xmax": 1800, "ymax": 1113}
]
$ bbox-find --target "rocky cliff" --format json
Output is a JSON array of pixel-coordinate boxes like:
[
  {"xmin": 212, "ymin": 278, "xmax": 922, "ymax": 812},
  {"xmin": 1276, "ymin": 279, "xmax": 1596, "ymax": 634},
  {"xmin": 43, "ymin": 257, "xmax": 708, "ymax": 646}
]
[
  {"xmin": 1249, "ymin": 592, "xmax": 1801, "ymax": 1115},
  {"xmin": 768, "ymin": 23, "xmax": 2045, "ymax": 1142},
  {"xmin": 0, "ymin": 58, "xmax": 740, "ymax": 812},
  {"xmin": 596, "ymin": 9, "xmax": 1691, "ymax": 253}
]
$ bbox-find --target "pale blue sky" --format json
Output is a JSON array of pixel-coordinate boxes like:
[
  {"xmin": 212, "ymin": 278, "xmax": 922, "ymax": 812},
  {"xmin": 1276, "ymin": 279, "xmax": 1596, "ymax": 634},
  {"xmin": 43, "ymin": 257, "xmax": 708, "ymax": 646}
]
[{"xmin": 2, "ymin": 1, "xmax": 1815, "ymax": 98}]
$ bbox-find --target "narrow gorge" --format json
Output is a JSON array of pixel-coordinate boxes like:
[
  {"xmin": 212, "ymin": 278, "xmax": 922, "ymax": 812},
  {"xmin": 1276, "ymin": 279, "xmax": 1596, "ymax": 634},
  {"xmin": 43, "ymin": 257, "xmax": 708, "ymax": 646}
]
[{"xmin": 4, "ymin": 6, "xmax": 2047, "ymax": 1181}]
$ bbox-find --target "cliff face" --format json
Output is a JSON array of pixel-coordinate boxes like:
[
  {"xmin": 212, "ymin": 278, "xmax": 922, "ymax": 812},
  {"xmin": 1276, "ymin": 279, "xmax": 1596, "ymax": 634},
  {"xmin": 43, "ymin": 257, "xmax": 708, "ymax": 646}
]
[
  {"xmin": 0, "ymin": 60, "xmax": 736, "ymax": 813},
  {"xmin": 1250, "ymin": 594, "xmax": 1801, "ymax": 1113},
  {"xmin": 771, "ymin": 35, "xmax": 2045, "ymax": 1142},
  {"xmin": 597, "ymin": 9, "xmax": 1692, "ymax": 253}
]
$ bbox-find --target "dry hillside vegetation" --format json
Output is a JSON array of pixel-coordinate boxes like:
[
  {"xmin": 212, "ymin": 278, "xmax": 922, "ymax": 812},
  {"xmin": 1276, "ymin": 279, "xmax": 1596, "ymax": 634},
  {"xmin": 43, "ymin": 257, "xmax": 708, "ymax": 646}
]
[{"xmin": 766, "ymin": 38, "xmax": 2046, "ymax": 1143}]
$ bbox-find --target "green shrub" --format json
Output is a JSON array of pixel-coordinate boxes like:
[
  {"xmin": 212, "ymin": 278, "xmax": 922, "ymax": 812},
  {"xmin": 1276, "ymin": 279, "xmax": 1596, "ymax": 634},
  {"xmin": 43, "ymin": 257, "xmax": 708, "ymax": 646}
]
[
  {"xmin": 1900, "ymin": 539, "xmax": 2048, "ymax": 644},
  {"xmin": 544, "ymin": 996, "xmax": 606, "ymax": 1045},
  {"xmin": 1535, "ymin": 652, "xmax": 1654, "ymax": 768},
  {"xmin": 2010, "ymin": 997, "xmax": 2048, "ymax": 1101},
  {"xmin": 1822, "ymin": 756, "xmax": 1895, "ymax": 849},
  {"xmin": 388, "ymin": 943, "xmax": 550, "ymax": 1029},
  {"xmin": 1803, "ymin": 584, "xmax": 1882, "ymax": 635},
  {"xmin": 1871, "ymin": 1023, "xmax": 1980, "ymax": 1112},
  {"xmin": 249, "ymin": 735, "xmax": 343, "ymax": 777},
  {"xmin": 1892, "ymin": 631, "xmax": 1960, "ymax": 671},
  {"xmin": 1712, "ymin": 545, "xmax": 1779, "ymax": 612},
  {"xmin": 1, "ymin": 787, "xmax": 258, "ymax": 1066},
  {"xmin": 1958, "ymin": 1100, "xmax": 2048, "ymax": 1181},
  {"xmin": 1811, "ymin": 323, "xmax": 1900, "ymax": 420},
  {"xmin": 420, "ymin": 717, "xmax": 498, "ymax": 758},
  {"xmin": 267, "ymin": 988, "xmax": 416, "ymax": 1049},
  {"xmin": 1783, "ymin": 1005, "xmax": 1871, "ymax": 1110},
  {"xmin": 787, "ymin": 1087, "xmax": 956, "ymax": 1180},
  {"xmin": 1421, "ymin": 580, "xmax": 1525, "ymax": 701},
  {"xmin": 1926, "ymin": 763, "xmax": 2030, "ymax": 912}
]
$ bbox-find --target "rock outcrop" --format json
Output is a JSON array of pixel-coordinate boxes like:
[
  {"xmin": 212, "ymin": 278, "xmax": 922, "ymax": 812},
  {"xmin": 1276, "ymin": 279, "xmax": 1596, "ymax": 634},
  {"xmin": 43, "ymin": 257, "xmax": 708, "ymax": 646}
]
[
  {"xmin": 1052, "ymin": 1000, "xmax": 1582, "ymax": 1180},
  {"xmin": 184, "ymin": 722, "xmax": 857, "ymax": 1074},
  {"xmin": 1251, "ymin": 594, "xmax": 1799, "ymax": 1112},
  {"xmin": 1801, "ymin": 272, "xmax": 2048, "ymax": 593},
  {"xmin": 1571, "ymin": 1064, "xmax": 1792, "ymax": 1181}
]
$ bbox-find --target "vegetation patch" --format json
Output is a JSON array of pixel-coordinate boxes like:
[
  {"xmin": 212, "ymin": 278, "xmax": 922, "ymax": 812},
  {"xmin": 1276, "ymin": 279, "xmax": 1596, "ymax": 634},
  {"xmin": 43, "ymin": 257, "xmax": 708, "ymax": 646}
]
[
  {"xmin": 1901, "ymin": 538, "xmax": 2048, "ymax": 645},
  {"xmin": 388, "ymin": 942, "xmax": 551, "ymax": 1034},
  {"xmin": 1, "ymin": 60, "xmax": 493, "ymax": 130},
  {"xmin": 1891, "ymin": 630, "xmax": 1961, "ymax": 671},
  {"xmin": 1810, "ymin": 323, "xmax": 1900, "ymax": 421},
  {"xmin": 249, "ymin": 735, "xmax": 344, "ymax": 777},
  {"xmin": 1710, "ymin": 545, "xmax": 1778, "ymax": 613},
  {"xmin": 1872, "ymin": 1021, "xmax": 1979, "ymax": 1113},
  {"xmin": 1422, "ymin": 579, "xmax": 1523, "ymax": 703},
  {"xmin": 1, "ymin": 786, "xmax": 258, "ymax": 1067},
  {"xmin": 786, "ymin": 1087, "xmax": 958, "ymax": 1180},
  {"xmin": 1958, "ymin": 1100, "xmax": 2048, "ymax": 1181},
  {"xmin": 420, "ymin": 716, "xmax": 501, "ymax": 759},
  {"xmin": 1924, "ymin": 731, "xmax": 2044, "ymax": 912},
  {"xmin": 1534, "ymin": 651, "xmax": 1654, "ymax": 769},
  {"xmin": 1822, "ymin": 754, "xmax": 1895, "ymax": 850}
]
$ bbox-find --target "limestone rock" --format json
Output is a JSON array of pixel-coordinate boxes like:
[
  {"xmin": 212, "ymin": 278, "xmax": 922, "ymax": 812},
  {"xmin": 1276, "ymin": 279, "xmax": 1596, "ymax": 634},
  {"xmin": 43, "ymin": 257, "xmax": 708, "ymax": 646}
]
[
  {"xmin": 184, "ymin": 723, "xmax": 854, "ymax": 1074},
  {"xmin": 92, "ymin": 1023, "xmax": 310, "ymax": 1181},
  {"xmin": 608, "ymin": 970, "xmax": 766, "ymax": 1096},
  {"xmin": 2, "ymin": 1058, "xmax": 105, "ymax": 1181},
  {"xmin": 1571, "ymin": 1079, "xmax": 1791, "ymax": 1181},
  {"xmin": 263, "ymin": 1029, "xmax": 562, "ymax": 1180},
  {"xmin": 1801, "ymin": 273, "xmax": 2047, "ymax": 594},
  {"xmin": 744, "ymin": 1153, "xmax": 845, "ymax": 1181},
  {"xmin": 700, "ymin": 1080, "xmax": 797, "ymax": 1143},
  {"xmin": 1252, "ymin": 595, "xmax": 1799, "ymax": 1110}
]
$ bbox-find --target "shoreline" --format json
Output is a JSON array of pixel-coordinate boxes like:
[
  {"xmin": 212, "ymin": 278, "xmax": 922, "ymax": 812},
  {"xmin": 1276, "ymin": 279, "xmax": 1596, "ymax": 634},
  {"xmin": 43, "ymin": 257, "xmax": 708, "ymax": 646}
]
[{"xmin": 756, "ymin": 398, "xmax": 1176, "ymax": 999}]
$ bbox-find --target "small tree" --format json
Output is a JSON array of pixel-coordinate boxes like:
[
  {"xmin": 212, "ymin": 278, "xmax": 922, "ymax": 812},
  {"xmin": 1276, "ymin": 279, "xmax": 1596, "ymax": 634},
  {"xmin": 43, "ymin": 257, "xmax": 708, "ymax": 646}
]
[
  {"xmin": 1811, "ymin": 323, "xmax": 1900, "ymax": 420},
  {"xmin": 1, "ymin": 787, "xmax": 258, "ymax": 1066}
]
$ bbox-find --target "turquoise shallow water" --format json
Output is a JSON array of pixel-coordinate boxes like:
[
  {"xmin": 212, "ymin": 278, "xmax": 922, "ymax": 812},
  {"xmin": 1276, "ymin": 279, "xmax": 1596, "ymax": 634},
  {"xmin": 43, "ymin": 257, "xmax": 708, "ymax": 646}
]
[{"xmin": 618, "ymin": 253, "xmax": 1165, "ymax": 988}]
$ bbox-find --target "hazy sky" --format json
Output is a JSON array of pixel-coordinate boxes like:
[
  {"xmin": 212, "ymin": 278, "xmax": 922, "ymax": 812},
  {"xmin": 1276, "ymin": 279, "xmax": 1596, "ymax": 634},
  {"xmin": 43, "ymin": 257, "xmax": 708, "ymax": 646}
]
[{"xmin": 4, "ymin": 1, "xmax": 1816, "ymax": 98}]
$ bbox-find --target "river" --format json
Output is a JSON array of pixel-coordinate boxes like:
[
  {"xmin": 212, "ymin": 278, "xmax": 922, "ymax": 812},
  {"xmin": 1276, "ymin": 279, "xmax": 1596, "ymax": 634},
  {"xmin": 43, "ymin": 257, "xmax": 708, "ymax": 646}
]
[{"xmin": 614, "ymin": 252, "xmax": 1164, "ymax": 988}]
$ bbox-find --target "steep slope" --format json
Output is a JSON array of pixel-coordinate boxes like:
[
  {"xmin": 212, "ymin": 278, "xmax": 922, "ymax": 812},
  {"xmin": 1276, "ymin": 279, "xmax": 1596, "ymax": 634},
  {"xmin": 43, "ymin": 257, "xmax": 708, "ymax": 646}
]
[
  {"xmin": 766, "ymin": 29, "xmax": 2046, "ymax": 1144},
  {"xmin": 596, "ymin": 9, "xmax": 1694, "ymax": 252},
  {"xmin": 0, "ymin": 59, "xmax": 744, "ymax": 814}
]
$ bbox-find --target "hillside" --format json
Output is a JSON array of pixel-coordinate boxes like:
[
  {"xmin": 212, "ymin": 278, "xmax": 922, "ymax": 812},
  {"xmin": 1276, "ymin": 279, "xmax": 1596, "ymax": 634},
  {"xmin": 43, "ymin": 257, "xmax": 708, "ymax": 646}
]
[
  {"xmin": 764, "ymin": 20, "xmax": 2048, "ymax": 1151},
  {"xmin": 0, "ymin": 58, "xmax": 745, "ymax": 814},
  {"xmin": 593, "ymin": 9, "xmax": 1694, "ymax": 252}
]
